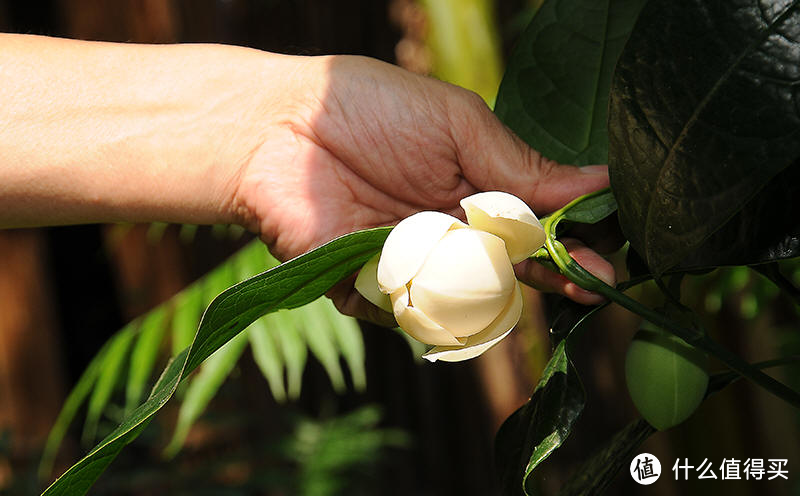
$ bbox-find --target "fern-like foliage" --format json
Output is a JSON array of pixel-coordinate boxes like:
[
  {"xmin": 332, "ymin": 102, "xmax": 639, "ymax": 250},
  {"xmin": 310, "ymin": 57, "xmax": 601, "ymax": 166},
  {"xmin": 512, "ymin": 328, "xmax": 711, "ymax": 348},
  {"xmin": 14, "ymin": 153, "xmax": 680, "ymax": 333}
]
[{"xmin": 40, "ymin": 239, "xmax": 370, "ymax": 478}]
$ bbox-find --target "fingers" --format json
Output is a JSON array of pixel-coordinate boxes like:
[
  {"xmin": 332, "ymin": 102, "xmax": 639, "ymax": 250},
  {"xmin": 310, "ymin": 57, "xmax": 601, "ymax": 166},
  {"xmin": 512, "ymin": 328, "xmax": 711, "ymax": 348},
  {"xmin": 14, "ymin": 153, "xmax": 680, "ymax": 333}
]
[
  {"xmin": 447, "ymin": 89, "xmax": 609, "ymax": 214},
  {"xmin": 326, "ymin": 277, "xmax": 397, "ymax": 328},
  {"xmin": 515, "ymin": 238, "xmax": 616, "ymax": 305}
]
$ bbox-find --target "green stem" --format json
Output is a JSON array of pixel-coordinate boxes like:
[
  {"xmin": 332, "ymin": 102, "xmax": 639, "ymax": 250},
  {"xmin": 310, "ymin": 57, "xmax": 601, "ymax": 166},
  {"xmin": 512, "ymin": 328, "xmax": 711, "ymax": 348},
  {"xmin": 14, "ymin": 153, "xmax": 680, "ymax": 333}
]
[{"xmin": 541, "ymin": 191, "xmax": 800, "ymax": 409}]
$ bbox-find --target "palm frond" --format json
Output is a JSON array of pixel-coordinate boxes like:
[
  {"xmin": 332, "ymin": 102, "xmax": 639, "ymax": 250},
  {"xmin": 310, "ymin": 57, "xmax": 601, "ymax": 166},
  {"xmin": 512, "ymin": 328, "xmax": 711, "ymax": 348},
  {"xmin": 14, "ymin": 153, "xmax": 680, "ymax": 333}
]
[{"xmin": 41, "ymin": 238, "xmax": 393, "ymax": 478}]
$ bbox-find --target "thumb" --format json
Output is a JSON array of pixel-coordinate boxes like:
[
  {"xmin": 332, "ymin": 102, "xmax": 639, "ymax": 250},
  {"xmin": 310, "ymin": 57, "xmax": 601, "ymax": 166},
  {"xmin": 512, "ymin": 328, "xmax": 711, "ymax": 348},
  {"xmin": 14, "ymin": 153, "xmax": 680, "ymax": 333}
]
[{"xmin": 451, "ymin": 93, "xmax": 609, "ymax": 213}]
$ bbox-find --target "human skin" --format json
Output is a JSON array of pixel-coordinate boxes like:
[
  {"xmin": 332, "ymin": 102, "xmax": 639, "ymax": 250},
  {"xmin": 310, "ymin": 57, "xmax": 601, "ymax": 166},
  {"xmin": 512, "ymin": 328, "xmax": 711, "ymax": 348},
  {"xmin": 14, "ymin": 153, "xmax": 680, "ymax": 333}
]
[{"xmin": 0, "ymin": 34, "xmax": 615, "ymax": 324}]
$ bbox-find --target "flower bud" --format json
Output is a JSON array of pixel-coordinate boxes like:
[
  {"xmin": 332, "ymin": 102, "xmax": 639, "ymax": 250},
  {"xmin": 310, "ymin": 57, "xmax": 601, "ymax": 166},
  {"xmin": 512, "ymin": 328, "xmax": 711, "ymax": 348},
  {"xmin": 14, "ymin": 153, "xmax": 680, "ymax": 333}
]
[
  {"xmin": 354, "ymin": 252, "xmax": 392, "ymax": 312},
  {"xmin": 355, "ymin": 192, "xmax": 545, "ymax": 362},
  {"xmin": 460, "ymin": 191, "xmax": 545, "ymax": 264}
]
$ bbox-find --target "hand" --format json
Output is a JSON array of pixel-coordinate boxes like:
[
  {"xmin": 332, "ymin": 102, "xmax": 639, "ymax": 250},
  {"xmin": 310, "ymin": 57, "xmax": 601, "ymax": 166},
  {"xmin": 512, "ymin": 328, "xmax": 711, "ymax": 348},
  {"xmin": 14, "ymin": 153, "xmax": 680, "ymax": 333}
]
[
  {"xmin": 0, "ymin": 36, "xmax": 613, "ymax": 321},
  {"xmin": 232, "ymin": 55, "xmax": 616, "ymax": 324}
]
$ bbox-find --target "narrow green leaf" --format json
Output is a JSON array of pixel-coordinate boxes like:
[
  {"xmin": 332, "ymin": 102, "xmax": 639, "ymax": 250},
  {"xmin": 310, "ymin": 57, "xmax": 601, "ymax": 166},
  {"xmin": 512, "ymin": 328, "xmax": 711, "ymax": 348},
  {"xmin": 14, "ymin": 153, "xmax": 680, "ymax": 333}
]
[
  {"xmin": 236, "ymin": 240, "xmax": 279, "ymax": 278},
  {"xmin": 495, "ymin": 0, "xmax": 647, "ymax": 165},
  {"xmin": 322, "ymin": 299, "xmax": 367, "ymax": 391},
  {"xmin": 178, "ymin": 223, "xmax": 198, "ymax": 244},
  {"xmin": 248, "ymin": 314, "xmax": 287, "ymax": 402},
  {"xmin": 171, "ymin": 284, "xmax": 203, "ymax": 357},
  {"xmin": 82, "ymin": 325, "xmax": 136, "ymax": 444},
  {"xmin": 272, "ymin": 309, "xmax": 308, "ymax": 400},
  {"xmin": 185, "ymin": 227, "xmax": 389, "ymax": 374},
  {"xmin": 557, "ymin": 419, "xmax": 655, "ymax": 496},
  {"xmin": 163, "ymin": 330, "xmax": 249, "ymax": 458},
  {"xmin": 236, "ymin": 244, "xmax": 286, "ymax": 402},
  {"xmin": 203, "ymin": 258, "xmax": 237, "ymax": 306},
  {"xmin": 299, "ymin": 298, "xmax": 347, "ymax": 393},
  {"xmin": 145, "ymin": 222, "xmax": 169, "ymax": 244},
  {"xmin": 38, "ymin": 340, "xmax": 112, "ymax": 479},
  {"xmin": 42, "ymin": 227, "xmax": 390, "ymax": 496},
  {"xmin": 125, "ymin": 306, "xmax": 168, "ymax": 414}
]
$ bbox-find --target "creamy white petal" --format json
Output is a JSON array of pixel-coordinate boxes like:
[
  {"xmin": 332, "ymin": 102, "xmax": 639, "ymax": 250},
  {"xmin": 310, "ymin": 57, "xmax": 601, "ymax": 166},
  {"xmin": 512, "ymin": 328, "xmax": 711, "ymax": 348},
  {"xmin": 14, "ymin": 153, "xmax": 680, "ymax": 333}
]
[
  {"xmin": 423, "ymin": 282, "xmax": 523, "ymax": 362},
  {"xmin": 354, "ymin": 252, "xmax": 393, "ymax": 312},
  {"xmin": 377, "ymin": 211, "xmax": 466, "ymax": 294},
  {"xmin": 390, "ymin": 286, "xmax": 466, "ymax": 346},
  {"xmin": 411, "ymin": 228, "xmax": 515, "ymax": 336},
  {"xmin": 460, "ymin": 191, "xmax": 545, "ymax": 263}
]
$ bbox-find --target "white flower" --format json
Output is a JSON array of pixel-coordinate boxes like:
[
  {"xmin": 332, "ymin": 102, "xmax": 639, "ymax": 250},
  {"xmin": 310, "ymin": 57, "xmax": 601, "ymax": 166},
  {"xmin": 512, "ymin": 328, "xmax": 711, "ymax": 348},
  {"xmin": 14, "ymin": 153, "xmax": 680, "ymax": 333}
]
[{"xmin": 355, "ymin": 191, "xmax": 545, "ymax": 362}]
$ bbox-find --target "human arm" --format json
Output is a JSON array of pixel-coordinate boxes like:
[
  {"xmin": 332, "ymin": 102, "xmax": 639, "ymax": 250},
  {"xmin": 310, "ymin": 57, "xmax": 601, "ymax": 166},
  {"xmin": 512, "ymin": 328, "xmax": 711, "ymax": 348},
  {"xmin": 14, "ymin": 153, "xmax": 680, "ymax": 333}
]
[{"xmin": 0, "ymin": 33, "xmax": 615, "ymax": 321}]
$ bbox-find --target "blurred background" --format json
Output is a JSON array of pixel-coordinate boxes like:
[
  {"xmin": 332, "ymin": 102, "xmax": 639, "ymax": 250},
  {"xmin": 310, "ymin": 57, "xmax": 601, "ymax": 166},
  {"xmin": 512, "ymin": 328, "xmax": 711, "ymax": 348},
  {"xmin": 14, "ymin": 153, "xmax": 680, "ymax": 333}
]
[{"xmin": 0, "ymin": 1, "xmax": 798, "ymax": 495}]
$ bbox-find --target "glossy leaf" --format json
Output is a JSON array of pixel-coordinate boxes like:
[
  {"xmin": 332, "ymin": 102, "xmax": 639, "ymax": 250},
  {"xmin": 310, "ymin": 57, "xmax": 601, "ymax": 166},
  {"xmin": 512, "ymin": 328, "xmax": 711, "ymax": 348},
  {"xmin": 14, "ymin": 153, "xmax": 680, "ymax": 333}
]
[
  {"xmin": 495, "ymin": 340, "xmax": 584, "ymax": 495},
  {"xmin": 495, "ymin": 301, "xmax": 603, "ymax": 495},
  {"xmin": 41, "ymin": 227, "xmax": 390, "ymax": 496},
  {"xmin": 609, "ymin": 0, "xmax": 800, "ymax": 274},
  {"xmin": 495, "ymin": 0, "xmax": 647, "ymax": 165},
  {"xmin": 557, "ymin": 419, "xmax": 655, "ymax": 496}
]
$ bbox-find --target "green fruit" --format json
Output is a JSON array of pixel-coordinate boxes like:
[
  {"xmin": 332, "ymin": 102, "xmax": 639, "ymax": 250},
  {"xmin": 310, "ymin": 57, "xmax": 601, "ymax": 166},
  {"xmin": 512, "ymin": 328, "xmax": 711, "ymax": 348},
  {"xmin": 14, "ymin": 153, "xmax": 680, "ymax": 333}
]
[{"xmin": 625, "ymin": 322, "xmax": 709, "ymax": 430}]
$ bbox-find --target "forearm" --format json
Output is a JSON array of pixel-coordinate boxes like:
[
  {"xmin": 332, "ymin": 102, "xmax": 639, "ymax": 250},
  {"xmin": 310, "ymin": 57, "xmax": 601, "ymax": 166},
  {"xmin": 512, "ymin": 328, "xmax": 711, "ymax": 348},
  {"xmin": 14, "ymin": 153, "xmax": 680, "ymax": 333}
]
[{"xmin": 0, "ymin": 34, "xmax": 292, "ymax": 228}]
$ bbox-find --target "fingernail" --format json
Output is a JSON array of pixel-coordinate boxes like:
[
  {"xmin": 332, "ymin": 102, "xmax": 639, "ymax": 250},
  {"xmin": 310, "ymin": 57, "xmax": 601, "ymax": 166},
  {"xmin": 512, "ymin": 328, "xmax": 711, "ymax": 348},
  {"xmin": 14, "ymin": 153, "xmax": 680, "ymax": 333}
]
[{"xmin": 580, "ymin": 165, "xmax": 608, "ymax": 175}]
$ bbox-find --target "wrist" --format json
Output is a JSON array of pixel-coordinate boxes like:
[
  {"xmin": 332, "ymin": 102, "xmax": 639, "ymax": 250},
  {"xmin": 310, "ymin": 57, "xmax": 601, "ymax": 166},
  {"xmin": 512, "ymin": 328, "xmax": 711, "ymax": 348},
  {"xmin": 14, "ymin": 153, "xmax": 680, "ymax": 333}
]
[{"xmin": 0, "ymin": 35, "xmax": 295, "ymax": 228}]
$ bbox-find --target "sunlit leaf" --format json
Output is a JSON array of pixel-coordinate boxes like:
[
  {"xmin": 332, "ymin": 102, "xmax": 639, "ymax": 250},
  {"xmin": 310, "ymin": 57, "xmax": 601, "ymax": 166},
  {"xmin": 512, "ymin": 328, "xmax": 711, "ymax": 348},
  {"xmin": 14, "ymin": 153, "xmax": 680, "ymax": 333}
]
[
  {"xmin": 323, "ymin": 300, "xmax": 367, "ymax": 391},
  {"xmin": 163, "ymin": 330, "xmax": 249, "ymax": 458},
  {"xmin": 82, "ymin": 325, "xmax": 135, "ymax": 444},
  {"xmin": 125, "ymin": 306, "xmax": 168, "ymax": 414},
  {"xmin": 42, "ymin": 227, "xmax": 390, "ymax": 496},
  {"xmin": 272, "ymin": 309, "xmax": 308, "ymax": 401},
  {"xmin": 171, "ymin": 284, "xmax": 203, "ymax": 357},
  {"xmin": 299, "ymin": 298, "xmax": 347, "ymax": 393},
  {"xmin": 248, "ymin": 314, "xmax": 287, "ymax": 402}
]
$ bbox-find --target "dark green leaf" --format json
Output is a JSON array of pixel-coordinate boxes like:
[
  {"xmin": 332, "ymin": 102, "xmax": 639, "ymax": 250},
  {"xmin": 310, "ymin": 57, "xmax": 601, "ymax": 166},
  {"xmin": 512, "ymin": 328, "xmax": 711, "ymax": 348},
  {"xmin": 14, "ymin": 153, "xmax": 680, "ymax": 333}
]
[
  {"xmin": 559, "ymin": 189, "xmax": 617, "ymax": 225},
  {"xmin": 495, "ymin": 340, "xmax": 584, "ymax": 496},
  {"xmin": 555, "ymin": 355, "xmax": 800, "ymax": 495},
  {"xmin": 41, "ymin": 227, "xmax": 390, "ymax": 496},
  {"xmin": 184, "ymin": 227, "xmax": 390, "ymax": 374},
  {"xmin": 609, "ymin": 0, "xmax": 800, "ymax": 274},
  {"xmin": 557, "ymin": 419, "xmax": 655, "ymax": 496},
  {"xmin": 495, "ymin": 301, "xmax": 605, "ymax": 495},
  {"xmin": 495, "ymin": 0, "xmax": 647, "ymax": 165}
]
